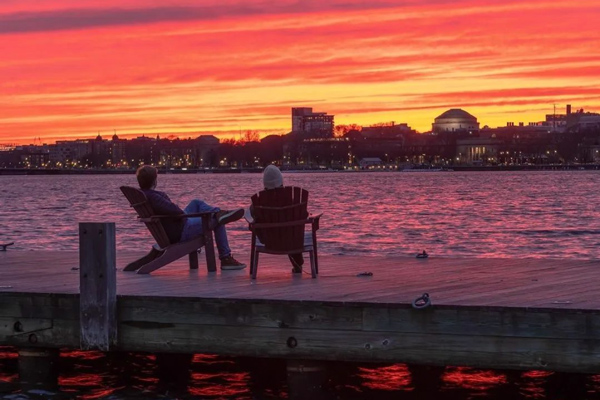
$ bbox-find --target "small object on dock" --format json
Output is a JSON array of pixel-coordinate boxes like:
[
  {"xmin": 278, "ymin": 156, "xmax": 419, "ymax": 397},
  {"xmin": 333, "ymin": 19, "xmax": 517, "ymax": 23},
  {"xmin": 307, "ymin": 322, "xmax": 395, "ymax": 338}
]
[
  {"xmin": 412, "ymin": 293, "xmax": 431, "ymax": 309},
  {"xmin": 71, "ymin": 267, "xmax": 79, "ymax": 271},
  {"xmin": 416, "ymin": 250, "xmax": 428, "ymax": 259},
  {"xmin": 356, "ymin": 271, "xmax": 373, "ymax": 277},
  {"xmin": 0, "ymin": 285, "xmax": 13, "ymax": 289},
  {"xmin": 0, "ymin": 242, "xmax": 14, "ymax": 251}
]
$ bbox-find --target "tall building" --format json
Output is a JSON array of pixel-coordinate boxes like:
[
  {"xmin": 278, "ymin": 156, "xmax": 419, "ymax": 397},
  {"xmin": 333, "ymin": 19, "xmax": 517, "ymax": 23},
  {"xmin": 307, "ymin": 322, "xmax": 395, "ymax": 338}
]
[{"xmin": 291, "ymin": 107, "xmax": 334, "ymax": 138}]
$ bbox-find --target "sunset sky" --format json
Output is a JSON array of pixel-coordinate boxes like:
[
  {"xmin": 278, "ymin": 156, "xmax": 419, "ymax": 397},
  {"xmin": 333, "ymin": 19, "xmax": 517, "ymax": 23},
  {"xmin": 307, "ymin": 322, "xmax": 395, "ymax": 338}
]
[{"xmin": 2, "ymin": 0, "xmax": 600, "ymax": 145}]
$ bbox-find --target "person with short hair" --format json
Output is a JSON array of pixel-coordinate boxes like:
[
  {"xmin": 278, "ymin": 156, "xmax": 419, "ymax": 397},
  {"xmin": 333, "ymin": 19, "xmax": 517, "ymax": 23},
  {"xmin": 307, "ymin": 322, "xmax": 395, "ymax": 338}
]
[{"xmin": 136, "ymin": 165, "xmax": 246, "ymax": 270}]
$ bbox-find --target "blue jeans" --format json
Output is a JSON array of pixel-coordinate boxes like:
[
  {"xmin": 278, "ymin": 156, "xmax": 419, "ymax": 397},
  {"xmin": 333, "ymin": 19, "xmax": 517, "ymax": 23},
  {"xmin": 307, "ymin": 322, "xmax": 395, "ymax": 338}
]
[{"xmin": 180, "ymin": 199, "xmax": 231, "ymax": 259}]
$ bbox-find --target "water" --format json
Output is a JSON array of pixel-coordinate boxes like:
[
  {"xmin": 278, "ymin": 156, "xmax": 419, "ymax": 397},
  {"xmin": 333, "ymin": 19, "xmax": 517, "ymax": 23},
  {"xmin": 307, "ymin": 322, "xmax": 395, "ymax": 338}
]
[
  {"xmin": 2, "ymin": 171, "xmax": 600, "ymax": 259},
  {"xmin": 2, "ymin": 171, "xmax": 600, "ymax": 399}
]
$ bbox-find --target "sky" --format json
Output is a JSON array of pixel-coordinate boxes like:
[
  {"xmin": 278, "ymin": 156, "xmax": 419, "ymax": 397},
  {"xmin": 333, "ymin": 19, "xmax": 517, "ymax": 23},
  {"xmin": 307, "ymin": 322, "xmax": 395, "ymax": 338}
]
[{"xmin": 1, "ymin": 0, "xmax": 600, "ymax": 145}]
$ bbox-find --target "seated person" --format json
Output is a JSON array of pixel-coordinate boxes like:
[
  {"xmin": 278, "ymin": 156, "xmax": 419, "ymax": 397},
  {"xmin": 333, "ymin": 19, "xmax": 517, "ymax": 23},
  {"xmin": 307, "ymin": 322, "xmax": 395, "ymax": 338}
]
[
  {"xmin": 136, "ymin": 165, "xmax": 246, "ymax": 270},
  {"xmin": 254, "ymin": 165, "xmax": 304, "ymax": 273}
]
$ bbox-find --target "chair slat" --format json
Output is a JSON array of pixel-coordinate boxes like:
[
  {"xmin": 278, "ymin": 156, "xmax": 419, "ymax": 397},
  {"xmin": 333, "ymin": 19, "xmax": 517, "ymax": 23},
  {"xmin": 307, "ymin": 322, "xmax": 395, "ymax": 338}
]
[
  {"xmin": 120, "ymin": 186, "xmax": 172, "ymax": 248},
  {"xmin": 251, "ymin": 186, "xmax": 308, "ymax": 252}
]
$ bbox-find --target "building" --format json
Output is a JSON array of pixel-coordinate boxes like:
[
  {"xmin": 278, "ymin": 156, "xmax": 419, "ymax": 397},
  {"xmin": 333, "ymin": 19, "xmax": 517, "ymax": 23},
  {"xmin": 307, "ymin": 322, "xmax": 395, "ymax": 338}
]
[
  {"xmin": 432, "ymin": 109, "xmax": 480, "ymax": 134},
  {"xmin": 455, "ymin": 137, "xmax": 501, "ymax": 164},
  {"xmin": 291, "ymin": 107, "xmax": 334, "ymax": 138},
  {"xmin": 358, "ymin": 157, "xmax": 383, "ymax": 169},
  {"xmin": 50, "ymin": 140, "xmax": 92, "ymax": 167}
]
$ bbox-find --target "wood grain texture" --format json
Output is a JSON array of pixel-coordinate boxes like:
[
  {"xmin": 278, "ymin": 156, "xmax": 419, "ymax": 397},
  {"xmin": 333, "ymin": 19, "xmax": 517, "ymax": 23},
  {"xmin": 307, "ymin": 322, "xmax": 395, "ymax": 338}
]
[
  {"xmin": 79, "ymin": 223, "xmax": 117, "ymax": 351},
  {"xmin": 2, "ymin": 250, "xmax": 600, "ymax": 372}
]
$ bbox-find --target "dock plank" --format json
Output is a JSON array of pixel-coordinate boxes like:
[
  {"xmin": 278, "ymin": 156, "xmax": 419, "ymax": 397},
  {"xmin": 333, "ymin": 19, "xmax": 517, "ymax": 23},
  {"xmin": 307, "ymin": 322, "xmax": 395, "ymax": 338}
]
[{"xmin": 3, "ymin": 250, "xmax": 600, "ymax": 373}]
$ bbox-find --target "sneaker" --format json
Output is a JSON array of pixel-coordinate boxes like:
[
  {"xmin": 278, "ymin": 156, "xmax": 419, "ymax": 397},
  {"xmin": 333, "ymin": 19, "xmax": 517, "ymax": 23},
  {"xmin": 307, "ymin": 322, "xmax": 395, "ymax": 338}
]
[
  {"xmin": 220, "ymin": 255, "xmax": 246, "ymax": 270},
  {"xmin": 216, "ymin": 209, "xmax": 244, "ymax": 226}
]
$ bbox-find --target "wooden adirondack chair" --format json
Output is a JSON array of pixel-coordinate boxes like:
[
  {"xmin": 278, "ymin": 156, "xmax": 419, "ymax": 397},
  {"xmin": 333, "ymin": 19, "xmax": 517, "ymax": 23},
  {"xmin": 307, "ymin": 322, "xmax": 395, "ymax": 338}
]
[
  {"xmin": 120, "ymin": 186, "xmax": 217, "ymax": 274},
  {"xmin": 247, "ymin": 186, "xmax": 322, "ymax": 279}
]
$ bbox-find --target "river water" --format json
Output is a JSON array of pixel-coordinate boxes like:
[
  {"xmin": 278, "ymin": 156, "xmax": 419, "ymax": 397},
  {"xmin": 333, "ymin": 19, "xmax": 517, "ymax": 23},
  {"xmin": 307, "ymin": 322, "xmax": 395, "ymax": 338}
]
[
  {"xmin": 1, "ymin": 171, "xmax": 600, "ymax": 399},
  {"xmin": 2, "ymin": 171, "xmax": 600, "ymax": 258}
]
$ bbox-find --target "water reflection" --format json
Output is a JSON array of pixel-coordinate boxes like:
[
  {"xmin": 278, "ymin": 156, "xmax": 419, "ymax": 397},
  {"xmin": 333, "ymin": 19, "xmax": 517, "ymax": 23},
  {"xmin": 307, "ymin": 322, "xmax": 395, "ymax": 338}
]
[
  {"xmin": 2, "ymin": 348, "xmax": 600, "ymax": 399},
  {"xmin": 3, "ymin": 172, "xmax": 600, "ymax": 259}
]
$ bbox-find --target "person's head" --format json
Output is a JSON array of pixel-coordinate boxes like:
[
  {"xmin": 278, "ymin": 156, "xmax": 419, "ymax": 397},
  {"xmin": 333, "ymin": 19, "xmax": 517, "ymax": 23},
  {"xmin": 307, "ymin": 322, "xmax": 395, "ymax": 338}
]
[
  {"xmin": 263, "ymin": 164, "xmax": 283, "ymax": 190},
  {"xmin": 136, "ymin": 165, "xmax": 158, "ymax": 190}
]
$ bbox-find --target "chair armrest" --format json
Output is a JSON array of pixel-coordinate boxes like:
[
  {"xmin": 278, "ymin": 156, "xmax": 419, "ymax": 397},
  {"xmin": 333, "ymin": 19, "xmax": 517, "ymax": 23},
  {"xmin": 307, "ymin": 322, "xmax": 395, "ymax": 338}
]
[
  {"xmin": 139, "ymin": 212, "xmax": 215, "ymax": 223},
  {"xmin": 308, "ymin": 213, "xmax": 323, "ymax": 231},
  {"xmin": 244, "ymin": 208, "xmax": 254, "ymax": 224},
  {"xmin": 250, "ymin": 219, "xmax": 313, "ymax": 230},
  {"xmin": 180, "ymin": 212, "xmax": 216, "ymax": 219}
]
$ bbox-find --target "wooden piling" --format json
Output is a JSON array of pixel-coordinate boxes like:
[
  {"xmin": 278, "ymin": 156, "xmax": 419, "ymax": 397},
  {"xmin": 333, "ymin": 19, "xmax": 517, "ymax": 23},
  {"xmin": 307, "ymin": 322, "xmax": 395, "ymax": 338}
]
[
  {"xmin": 18, "ymin": 348, "xmax": 59, "ymax": 389},
  {"xmin": 78, "ymin": 222, "xmax": 117, "ymax": 351},
  {"xmin": 286, "ymin": 359, "xmax": 330, "ymax": 400}
]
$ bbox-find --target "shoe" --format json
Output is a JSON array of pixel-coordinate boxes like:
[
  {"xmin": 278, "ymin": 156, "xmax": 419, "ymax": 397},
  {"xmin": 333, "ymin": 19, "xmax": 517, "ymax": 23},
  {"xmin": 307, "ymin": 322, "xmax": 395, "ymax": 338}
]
[
  {"xmin": 220, "ymin": 255, "xmax": 246, "ymax": 270},
  {"xmin": 289, "ymin": 255, "xmax": 303, "ymax": 273},
  {"xmin": 216, "ymin": 209, "xmax": 244, "ymax": 226}
]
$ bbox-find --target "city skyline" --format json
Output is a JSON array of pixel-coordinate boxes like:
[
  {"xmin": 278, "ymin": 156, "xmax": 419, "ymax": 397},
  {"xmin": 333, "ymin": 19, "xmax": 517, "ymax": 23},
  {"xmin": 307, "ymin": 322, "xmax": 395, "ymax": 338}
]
[{"xmin": 2, "ymin": 0, "xmax": 600, "ymax": 145}]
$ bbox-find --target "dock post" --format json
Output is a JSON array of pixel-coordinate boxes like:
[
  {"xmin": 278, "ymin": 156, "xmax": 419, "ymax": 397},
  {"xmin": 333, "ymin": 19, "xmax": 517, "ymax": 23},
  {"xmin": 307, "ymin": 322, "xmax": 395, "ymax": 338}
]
[
  {"xmin": 286, "ymin": 359, "xmax": 330, "ymax": 400},
  {"xmin": 18, "ymin": 348, "xmax": 59, "ymax": 389},
  {"xmin": 79, "ymin": 222, "xmax": 117, "ymax": 351}
]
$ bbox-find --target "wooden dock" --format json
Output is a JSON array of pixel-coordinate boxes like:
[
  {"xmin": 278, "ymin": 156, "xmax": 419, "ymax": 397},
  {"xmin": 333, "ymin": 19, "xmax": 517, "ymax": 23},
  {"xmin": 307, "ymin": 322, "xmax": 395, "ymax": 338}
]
[{"xmin": 2, "ymin": 248, "xmax": 600, "ymax": 373}]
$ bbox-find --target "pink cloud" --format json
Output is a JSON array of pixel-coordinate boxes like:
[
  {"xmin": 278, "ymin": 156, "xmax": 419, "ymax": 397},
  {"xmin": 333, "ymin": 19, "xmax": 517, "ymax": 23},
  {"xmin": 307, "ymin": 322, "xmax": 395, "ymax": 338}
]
[{"xmin": 1, "ymin": 0, "xmax": 600, "ymax": 143}]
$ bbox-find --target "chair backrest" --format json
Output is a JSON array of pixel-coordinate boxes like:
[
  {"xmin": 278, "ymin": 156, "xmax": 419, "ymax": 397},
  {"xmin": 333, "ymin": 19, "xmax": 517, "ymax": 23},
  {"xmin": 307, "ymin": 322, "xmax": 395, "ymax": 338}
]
[
  {"xmin": 251, "ymin": 186, "xmax": 309, "ymax": 252},
  {"xmin": 120, "ymin": 186, "xmax": 171, "ymax": 248}
]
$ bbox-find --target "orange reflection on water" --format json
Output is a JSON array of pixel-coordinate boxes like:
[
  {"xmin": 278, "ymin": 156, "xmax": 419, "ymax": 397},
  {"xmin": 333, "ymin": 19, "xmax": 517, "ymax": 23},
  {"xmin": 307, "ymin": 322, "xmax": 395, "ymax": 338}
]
[
  {"xmin": 443, "ymin": 366, "xmax": 507, "ymax": 391},
  {"xmin": 0, "ymin": 373, "xmax": 17, "ymax": 384},
  {"xmin": 193, "ymin": 353, "xmax": 236, "ymax": 365},
  {"xmin": 60, "ymin": 373, "xmax": 104, "ymax": 386},
  {"xmin": 0, "ymin": 347, "xmax": 17, "ymax": 359},
  {"xmin": 522, "ymin": 370, "xmax": 553, "ymax": 379},
  {"xmin": 520, "ymin": 370, "xmax": 552, "ymax": 399},
  {"xmin": 189, "ymin": 371, "xmax": 250, "ymax": 397},
  {"xmin": 358, "ymin": 364, "xmax": 412, "ymax": 391},
  {"xmin": 78, "ymin": 387, "xmax": 123, "ymax": 400},
  {"xmin": 61, "ymin": 350, "xmax": 105, "ymax": 361},
  {"xmin": 137, "ymin": 376, "xmax": 159, "ymax": 384}
]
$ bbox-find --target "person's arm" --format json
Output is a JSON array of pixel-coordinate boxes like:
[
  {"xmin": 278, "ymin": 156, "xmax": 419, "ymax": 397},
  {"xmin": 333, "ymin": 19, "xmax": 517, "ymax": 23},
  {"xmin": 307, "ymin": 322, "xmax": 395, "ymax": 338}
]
[{"xmin": 146, "ymin": 190, "xmax": 184, "ymax": 215}]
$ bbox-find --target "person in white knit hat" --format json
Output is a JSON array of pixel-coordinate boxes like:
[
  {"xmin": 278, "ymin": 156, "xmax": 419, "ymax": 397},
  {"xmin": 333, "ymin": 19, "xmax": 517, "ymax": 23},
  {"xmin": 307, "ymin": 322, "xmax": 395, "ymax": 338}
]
[
  {"xmin": 262, "ymin": 164, "xmax": 283, "ymax": 190},
  {"xmin": 253, "ymin": 165, "xmax": 304, "ymax": 273}
]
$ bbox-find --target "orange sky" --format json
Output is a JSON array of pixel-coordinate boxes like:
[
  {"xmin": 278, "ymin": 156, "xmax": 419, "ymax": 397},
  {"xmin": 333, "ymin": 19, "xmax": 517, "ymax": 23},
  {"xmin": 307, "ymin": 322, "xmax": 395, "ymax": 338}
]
[{"xmin": 1, "ymin": 0, "xmax": 600, "ymax": 145}]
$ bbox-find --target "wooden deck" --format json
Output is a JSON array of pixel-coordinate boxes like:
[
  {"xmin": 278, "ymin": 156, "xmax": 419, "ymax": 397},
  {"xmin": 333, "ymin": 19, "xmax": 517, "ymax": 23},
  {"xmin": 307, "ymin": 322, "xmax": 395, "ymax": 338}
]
[{"xmin": 2, "ymin": 250, "xmax": 600, "ymax": 373}]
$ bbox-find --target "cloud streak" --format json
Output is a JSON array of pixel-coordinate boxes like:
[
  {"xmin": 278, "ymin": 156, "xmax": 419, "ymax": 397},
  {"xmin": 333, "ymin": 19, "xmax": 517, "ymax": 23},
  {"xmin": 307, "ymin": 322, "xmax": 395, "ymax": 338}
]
[{"xmin": 1, "ymin": 0, "xmax": 600, "ymax": 143}]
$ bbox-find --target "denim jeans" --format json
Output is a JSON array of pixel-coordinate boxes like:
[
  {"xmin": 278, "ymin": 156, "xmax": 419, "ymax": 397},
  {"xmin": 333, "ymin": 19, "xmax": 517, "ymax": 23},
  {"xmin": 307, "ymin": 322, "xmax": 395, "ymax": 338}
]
[{"xmin": 180, "ymin": 199, "xmax": 231, "ymax": 259}]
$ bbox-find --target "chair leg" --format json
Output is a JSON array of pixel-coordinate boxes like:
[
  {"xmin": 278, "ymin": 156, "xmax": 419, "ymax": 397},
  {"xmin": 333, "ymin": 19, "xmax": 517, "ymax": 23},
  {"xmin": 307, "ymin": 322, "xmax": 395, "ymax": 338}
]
[
  {"xmin": 189, "ymin": 251, "xmax": 198, "ymax": 270},
  {"xmin": 123, "ymin": 247, "xmax": 163, "ymax": 271},
  {"xmin": 252, "ymin": 251, "xmax": 260, "ymax": 279},
  {"xmin": 250, "ymin": 234, "xmax": 256, "ymax": 276},
  {"xmin": 312, "ymin": 231, "xmax": 319, "ymax": 275},
  {"xmin": 203, "ymin": 228, "xmax": 217, "ymax": 273},
  {"xmin": 309, "ymin": 250, "xmax": 317, "ymax": 278}
]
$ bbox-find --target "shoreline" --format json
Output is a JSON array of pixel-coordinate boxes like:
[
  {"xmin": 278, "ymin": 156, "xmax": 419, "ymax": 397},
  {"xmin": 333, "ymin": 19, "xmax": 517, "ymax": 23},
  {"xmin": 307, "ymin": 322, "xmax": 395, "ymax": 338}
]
[{"xmin": 1, "ymin": 164, "xmax": 600, "ymax": 175}]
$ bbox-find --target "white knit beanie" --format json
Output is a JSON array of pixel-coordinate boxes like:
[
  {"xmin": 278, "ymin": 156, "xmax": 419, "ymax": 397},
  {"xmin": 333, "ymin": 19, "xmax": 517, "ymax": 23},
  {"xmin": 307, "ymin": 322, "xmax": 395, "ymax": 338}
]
[{"xmin": 263, "ymin": 165, "xmax": 283, "ymax": 189}]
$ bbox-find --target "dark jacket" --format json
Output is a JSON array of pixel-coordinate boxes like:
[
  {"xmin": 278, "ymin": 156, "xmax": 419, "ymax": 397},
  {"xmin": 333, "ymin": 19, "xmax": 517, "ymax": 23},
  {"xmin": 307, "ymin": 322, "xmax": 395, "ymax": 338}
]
[{"xmin": 142, "ymin": 189, "xmax": 184, "ymax": 243}]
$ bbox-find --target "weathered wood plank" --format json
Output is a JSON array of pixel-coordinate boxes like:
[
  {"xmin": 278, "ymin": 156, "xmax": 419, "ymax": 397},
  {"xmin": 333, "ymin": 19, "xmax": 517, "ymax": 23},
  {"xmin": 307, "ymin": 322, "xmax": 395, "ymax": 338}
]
[
  {"xmin": 0, "ymin": 293, "xmax": 79, "ymax": 320},
  {"xmin": 117, "ymin": 323, "xmax": 600, "ymax": 373},
  {"xmin": 79, "ymin": 223, "xmax": 117, "ymax": 351},
  {"xmin": 4, "ymin": 251, "xmax": 600, "ymax": 373},
  {"xmin": 0, "ymin": 317, "xmax": 79, "ymax": 348}
]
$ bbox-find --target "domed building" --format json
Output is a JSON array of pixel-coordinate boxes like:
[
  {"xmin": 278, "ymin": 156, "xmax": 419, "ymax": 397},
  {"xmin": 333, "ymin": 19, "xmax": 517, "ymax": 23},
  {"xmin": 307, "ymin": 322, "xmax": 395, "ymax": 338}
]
[{"xmin": 432, "ymin": 109, "xmax": 479, "ymax": 134}]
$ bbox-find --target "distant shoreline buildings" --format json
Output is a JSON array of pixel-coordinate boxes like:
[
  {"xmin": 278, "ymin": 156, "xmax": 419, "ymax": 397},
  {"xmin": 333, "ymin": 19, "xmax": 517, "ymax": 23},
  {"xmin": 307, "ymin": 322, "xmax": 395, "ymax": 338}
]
[{"xmin": 1, "ymin": 105, "xmax": 600, "ymax": 170}]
